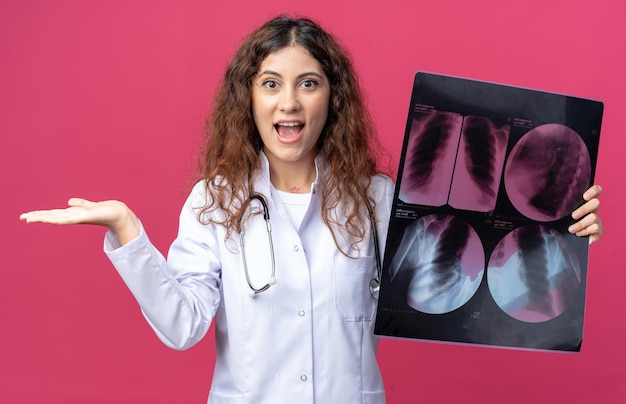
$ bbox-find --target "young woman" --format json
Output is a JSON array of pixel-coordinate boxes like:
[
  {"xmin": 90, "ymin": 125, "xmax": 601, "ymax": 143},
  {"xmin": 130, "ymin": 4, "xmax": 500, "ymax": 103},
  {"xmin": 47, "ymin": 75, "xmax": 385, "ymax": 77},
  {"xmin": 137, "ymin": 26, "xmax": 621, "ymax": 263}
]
[{"xmin": 20, "ymin": 16, "xmax": 603, "ymax": 404}]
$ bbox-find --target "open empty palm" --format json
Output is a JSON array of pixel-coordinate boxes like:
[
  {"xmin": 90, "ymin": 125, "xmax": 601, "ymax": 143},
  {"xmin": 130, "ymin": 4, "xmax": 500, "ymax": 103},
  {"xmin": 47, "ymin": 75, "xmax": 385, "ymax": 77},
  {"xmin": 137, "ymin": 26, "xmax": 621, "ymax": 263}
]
[{"xmin": 20, "ymin": 198, "xmax": 140, "ymax": 245}]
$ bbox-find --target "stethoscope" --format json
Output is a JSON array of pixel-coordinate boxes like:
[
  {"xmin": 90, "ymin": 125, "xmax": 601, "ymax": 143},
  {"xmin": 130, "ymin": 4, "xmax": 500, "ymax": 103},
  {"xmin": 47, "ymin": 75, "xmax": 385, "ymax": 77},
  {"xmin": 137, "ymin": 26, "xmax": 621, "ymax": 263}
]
[
  {"xmin": 239, "ymin": 193, "xmax": 382, "ymax": 299},
  {"xmin": 239, "ymin": 195, "xmax": 277, "ymax": 296}
]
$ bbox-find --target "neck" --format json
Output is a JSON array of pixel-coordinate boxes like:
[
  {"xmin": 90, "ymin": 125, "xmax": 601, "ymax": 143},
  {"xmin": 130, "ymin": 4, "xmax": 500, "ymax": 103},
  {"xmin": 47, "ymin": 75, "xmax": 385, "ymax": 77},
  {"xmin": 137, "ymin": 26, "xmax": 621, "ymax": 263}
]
[{"xmin": 267, "ymin": 158, "xmax": 317, "ymax": 194}]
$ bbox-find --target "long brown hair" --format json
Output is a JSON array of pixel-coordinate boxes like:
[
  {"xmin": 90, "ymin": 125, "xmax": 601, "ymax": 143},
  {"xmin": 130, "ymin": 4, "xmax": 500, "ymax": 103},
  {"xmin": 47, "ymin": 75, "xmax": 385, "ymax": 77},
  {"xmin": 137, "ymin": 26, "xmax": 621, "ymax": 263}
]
[{"xmin": 199, "ymin": 15, "xmax": 389, "ymax": 252}]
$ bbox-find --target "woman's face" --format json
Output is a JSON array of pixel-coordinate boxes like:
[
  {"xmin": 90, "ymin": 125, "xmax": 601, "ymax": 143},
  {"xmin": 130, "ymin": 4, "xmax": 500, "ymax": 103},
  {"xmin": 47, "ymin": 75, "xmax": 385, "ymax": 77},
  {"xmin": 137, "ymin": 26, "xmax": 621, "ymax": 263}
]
[{"xmin": 251, "ymin": 45, "xmax": 330, "ymax": 168}]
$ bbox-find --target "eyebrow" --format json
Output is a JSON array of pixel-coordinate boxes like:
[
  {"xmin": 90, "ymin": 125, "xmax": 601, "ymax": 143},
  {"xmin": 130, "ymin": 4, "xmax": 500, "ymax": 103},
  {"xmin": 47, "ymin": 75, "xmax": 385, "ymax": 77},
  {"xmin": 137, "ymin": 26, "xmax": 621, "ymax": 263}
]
[{"xmin": 257, "ymin": 70, "xmax": 325, "ymax": 80}]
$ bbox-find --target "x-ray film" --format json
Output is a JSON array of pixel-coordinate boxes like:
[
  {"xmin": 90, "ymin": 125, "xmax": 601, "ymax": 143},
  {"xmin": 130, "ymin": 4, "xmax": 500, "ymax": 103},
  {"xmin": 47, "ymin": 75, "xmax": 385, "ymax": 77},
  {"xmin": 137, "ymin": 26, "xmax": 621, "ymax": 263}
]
[{"xmin": 374, "ymin": 72, "xmax": 603, "ymax": 352}]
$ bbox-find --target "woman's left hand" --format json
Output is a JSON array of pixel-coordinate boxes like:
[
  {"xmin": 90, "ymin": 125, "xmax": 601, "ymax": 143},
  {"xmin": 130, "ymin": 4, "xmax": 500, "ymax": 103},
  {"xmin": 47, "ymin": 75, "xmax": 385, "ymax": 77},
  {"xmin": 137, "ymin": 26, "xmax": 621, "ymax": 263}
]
[{"xmin": 569, "ymin": 184, "xmax": 603, "ymax": 245}]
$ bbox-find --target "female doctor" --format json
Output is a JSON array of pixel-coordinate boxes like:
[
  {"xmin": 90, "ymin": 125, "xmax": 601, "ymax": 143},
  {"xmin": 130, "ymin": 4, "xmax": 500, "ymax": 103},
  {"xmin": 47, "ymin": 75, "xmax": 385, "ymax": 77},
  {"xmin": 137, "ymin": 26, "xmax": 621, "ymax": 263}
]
[{"xmin": 20, "ymin": 16, "xmax": 604, "ymax": 404}]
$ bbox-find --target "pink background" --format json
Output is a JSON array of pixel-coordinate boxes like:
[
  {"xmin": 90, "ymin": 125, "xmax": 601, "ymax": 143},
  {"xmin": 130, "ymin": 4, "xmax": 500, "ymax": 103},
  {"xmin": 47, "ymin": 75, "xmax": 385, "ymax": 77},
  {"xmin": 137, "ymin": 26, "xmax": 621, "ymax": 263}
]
[{"xmin": 2, "ymin": 0, "xmax": 624, "ymax": 402}]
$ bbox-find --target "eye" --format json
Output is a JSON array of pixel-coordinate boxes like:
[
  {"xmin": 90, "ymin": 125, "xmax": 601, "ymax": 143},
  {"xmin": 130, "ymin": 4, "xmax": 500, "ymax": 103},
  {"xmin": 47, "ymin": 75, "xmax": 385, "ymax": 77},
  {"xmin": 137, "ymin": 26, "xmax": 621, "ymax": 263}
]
[
  {"xmin": 261, "ymin": 79, "xmax": 279, "ymax": 89},
  {"xmin": 300, "ymin": 79, "xmax": 319, "ymax": 89}
]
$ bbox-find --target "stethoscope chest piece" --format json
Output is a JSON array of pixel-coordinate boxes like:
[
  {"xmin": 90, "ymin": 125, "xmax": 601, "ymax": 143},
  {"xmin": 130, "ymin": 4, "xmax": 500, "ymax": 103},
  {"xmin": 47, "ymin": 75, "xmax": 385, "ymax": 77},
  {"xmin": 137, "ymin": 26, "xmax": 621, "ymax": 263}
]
[{"xmin": 369, "ymin": 278, "xmax": 380, "ymax": 300}]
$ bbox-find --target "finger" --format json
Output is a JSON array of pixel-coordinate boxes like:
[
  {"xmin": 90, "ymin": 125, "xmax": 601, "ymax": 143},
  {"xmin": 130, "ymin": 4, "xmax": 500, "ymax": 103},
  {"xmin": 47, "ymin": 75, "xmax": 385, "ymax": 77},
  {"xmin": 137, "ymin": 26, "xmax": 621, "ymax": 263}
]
[
  {"xmin": 572, "ymin": 198, "xmax": 600, "ymax": 220},
  {"xmin": 19, "ymin": 212, "xmax": 31, "ymax": 221},
  {"xmin": 582, "ymin": 222, "xmax": 603, "ymax": 244},
  {"xmin": 589, "ymin": 231, "xmax": 602, "ymax": 245},
  {"xmin": 20, "ymin": 207, "xmax": 85, "ymax": 225},
  {"xmin": 20, "ymin": 209, "xmax": 62, "ymax": 221},
  {"xmin": 583, "ymin": 184, "xmax": 603, "ymax": 201},
  {"xmin": 578, "ymin": 222, "xmax": 601, "ymax": 238},
  {"xmin": 569, "ymin": 213, "xmax": 603, "ymax": 238},
  {"xmin": 20, "ymin": 198, "xmax": 92, "ymax": 222},
  {"xmin": 68, "ymin": 198, "xmax": 94, "ymax": 207},
  {"xmin": 568, "ymin": 212, "xmax": 596, "ymax": 234}
]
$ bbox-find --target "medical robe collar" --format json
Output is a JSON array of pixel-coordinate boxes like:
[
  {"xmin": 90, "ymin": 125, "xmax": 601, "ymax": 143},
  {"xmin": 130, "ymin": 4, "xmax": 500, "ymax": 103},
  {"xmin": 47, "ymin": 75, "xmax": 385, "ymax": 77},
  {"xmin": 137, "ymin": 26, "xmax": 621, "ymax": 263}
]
[{"xmin": 255, "ymin": 151, "xmax": 323, "ymax": 200}]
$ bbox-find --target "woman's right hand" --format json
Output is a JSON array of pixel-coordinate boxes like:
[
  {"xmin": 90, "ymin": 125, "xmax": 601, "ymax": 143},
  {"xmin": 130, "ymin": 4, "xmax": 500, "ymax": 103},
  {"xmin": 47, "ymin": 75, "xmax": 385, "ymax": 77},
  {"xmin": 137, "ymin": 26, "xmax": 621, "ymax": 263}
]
[{"xmin": 20, "ymin": 198, "xmax": 141, "ymax": 246}]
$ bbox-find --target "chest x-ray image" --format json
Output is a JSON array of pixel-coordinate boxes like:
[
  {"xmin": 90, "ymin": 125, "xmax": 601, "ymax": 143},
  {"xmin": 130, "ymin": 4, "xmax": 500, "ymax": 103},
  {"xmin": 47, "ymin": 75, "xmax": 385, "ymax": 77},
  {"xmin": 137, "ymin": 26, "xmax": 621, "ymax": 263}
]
[
  {"xmin": 448, "ymin": 115, "xmax": 510, "ymax": 212},
  {"xmin": 399, "ymin": 111, "xmax": 463, "ymax": 207},
  {"xmin": 388, "ymin": 214, "xmax": 484, "ymax": 315},
  {"xmin": 375, "ymin": 72, "xmax": 602, "ymax": 352},
  {"xmin": 487, "ymin": 224, "xmax": 582, "ymax": 323},
  {"xmin": 504, "ymin": 123, "xmax": 592, "ymax": 222},
  {"xmin": 399, "ymin": 112, "xmax": 509, "ymax": 212}
]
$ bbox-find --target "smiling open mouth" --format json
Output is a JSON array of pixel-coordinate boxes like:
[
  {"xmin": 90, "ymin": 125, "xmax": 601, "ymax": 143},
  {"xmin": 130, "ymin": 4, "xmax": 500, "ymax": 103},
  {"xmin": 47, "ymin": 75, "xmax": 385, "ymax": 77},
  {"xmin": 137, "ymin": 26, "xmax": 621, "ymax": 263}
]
[{"xmin": 275, "ymin": 122, "xmax": 304, "ymax": 139}]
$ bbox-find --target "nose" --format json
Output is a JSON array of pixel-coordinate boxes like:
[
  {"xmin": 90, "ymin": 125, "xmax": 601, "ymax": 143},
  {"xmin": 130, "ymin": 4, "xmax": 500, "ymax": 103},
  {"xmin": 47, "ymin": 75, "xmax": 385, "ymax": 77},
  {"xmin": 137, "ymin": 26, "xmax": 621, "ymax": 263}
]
[{"xmin": 278, "ymin": 88, "xmax": 300, "ymax": 112}]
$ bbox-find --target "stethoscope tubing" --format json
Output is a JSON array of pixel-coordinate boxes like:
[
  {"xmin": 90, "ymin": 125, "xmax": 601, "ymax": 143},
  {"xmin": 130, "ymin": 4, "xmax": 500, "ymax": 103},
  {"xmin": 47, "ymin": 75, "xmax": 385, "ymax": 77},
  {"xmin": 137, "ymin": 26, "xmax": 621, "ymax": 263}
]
[
  {"xmin": 241, "ymin": 193, "xmax": 382, "ymax": 299},
  {"xmin": 240, "ymin": 195, "xmax": 277, "ymax": 296}
]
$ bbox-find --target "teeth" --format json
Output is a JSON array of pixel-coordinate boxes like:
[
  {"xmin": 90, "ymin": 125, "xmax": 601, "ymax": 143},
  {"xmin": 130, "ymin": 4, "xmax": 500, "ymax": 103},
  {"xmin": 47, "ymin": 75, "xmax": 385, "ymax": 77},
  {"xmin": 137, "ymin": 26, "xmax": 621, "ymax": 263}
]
[{"xmin": 277, "ymin": 122, "xmax": 302, "ymax": 127}]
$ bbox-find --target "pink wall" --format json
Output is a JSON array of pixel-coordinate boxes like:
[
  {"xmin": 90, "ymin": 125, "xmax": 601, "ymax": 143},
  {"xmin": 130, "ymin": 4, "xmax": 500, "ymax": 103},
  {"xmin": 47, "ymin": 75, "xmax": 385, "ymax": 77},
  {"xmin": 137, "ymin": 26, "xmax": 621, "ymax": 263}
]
[{"xmin": 2, "ymin": 0, "xmax": 624, "ymax": 402}]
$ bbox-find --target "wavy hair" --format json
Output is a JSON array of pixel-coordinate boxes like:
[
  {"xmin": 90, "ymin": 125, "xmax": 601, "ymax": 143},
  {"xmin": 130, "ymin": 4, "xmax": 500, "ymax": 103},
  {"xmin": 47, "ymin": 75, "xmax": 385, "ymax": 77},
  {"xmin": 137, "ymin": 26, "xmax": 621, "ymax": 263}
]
[{"xmin": 198, "ymin": 15, "xmax": 388, "ymax": 252}]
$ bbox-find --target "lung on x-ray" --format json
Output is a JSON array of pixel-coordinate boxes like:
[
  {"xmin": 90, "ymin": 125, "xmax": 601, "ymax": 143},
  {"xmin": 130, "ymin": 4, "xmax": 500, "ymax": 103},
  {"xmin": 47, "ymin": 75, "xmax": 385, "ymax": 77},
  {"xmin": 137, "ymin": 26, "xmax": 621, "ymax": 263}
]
[{"xmin": 374, "ymin": 72, "xmax": 603, "ymax": 352}]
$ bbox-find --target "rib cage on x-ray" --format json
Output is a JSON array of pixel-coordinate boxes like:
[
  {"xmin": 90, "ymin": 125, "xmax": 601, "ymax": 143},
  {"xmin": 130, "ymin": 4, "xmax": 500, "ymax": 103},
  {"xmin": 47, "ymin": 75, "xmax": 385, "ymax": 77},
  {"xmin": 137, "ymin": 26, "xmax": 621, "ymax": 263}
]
[
  {"xmin": 389, "ymin": 214, "xmax": 484, "ymax": 315},
  {"xmin": 399, "ymin": 111, "xmax": 461, "ymax": 207},
  {"xmin": 516, "ymin": 225, "xmax": 553, "ymax": 316},
  {"xmin": 504, "ymin": 123, "xmax": 591, "ymax": 221},
  {"xmin": 528, "ymin": 129, "xmax": 589, "ymax": 218},
  {"xmin": 430, "ymin": 216, "xmax": 470, "ymax": 295},
  {"xmin": 487, "ymin": 224, "xmax": 582, "ymax": 323},
  {"xmin": 399, "ymin": 111, "xmax": 509, "ymax": 212},
  {"xmin": 375, "ymin": 72, "xmax": 602, "ymax": 350},
  {"xmin": 464, "ymin": 117, "xmax": 498, "ymax": 198},
  {"xmin": 448, "ymin": 116, "xmax": 509, "ymax": 211}
]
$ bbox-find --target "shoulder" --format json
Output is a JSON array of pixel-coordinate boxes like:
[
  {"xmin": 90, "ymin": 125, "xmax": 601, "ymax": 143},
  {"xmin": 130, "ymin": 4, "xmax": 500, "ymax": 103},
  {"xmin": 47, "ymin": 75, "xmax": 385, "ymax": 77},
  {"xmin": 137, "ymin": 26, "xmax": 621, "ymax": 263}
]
[
  {"xmin": 370, "ymin": 173, "xmax": 394, "ymax": 188},
  {"xmin": 188, "ymin": 179, "xmax": 212, "ymax": 205},
  {"xmin": 185, "ymin": 179, "xmax": 227, "ymax": 219},
  {"xmin": 188, "ymin": 176, "xmax": 235, "ymax": 201},
  {"xmin": 369, "ymin": 174, "xmax": 395, "ymax": 199}
]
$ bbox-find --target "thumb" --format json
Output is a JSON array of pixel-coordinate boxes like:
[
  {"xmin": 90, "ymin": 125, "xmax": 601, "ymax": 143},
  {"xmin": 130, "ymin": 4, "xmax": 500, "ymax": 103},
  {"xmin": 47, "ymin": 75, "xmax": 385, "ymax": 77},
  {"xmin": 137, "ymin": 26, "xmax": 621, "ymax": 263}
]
[{"xmin": 67, "ymin": 198, "xmax": 94, "ymax": 207}]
